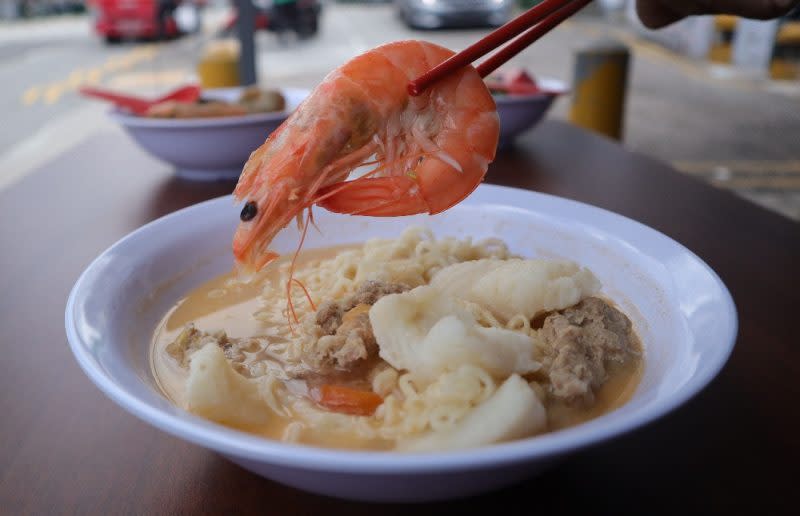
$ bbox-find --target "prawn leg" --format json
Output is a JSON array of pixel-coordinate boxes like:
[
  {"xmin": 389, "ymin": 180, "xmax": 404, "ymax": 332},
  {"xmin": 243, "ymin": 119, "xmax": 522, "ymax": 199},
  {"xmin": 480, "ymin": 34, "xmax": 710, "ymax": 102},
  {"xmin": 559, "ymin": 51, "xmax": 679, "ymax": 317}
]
[
  {"xmin": 316, "ymin": 177, "xmax": 428, "ymax": 216},
  {"xmin": 318, "ymin": 144, "xmax": 489, "ymax": 217}
]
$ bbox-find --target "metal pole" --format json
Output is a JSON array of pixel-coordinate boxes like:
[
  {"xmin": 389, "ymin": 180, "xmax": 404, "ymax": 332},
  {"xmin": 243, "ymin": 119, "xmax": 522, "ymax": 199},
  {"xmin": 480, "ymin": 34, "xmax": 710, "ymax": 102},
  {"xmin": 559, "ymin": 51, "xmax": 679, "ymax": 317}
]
[
  {"xmin": 235, "ymin": 0, "xmax": 257, "ymax": 86},
  {"xmin": 569, "ymin": 40, "xmax": 630, "ymax": 141},
  {"xmin": 732, "ymin": 18, "xmax": 779, "ymax": 78}
]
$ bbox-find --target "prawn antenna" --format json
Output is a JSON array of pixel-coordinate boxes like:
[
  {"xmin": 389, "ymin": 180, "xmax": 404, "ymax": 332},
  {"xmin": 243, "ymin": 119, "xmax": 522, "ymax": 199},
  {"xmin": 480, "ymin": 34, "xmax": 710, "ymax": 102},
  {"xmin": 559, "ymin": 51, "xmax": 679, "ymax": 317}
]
[
  {"xmin": 285, "ymin": 208, "xmax": 317, "ymax": 330},
  {"xmin": 308, "ymin": 205, "xmax": 322, "ymax": 235}
]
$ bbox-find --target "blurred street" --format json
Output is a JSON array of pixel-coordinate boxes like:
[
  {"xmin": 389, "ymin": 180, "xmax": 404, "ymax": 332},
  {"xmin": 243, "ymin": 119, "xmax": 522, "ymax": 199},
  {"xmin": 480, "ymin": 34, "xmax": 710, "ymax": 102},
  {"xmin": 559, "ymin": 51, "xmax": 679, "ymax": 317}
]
[{"xmin": 1, "ymin": 2, "xmax": 799, "ymax": 218}]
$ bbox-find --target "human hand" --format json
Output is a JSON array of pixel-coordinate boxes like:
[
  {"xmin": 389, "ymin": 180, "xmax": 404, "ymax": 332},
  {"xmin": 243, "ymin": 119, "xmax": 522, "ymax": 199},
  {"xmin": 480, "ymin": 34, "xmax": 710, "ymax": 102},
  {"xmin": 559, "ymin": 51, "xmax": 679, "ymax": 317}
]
[{"xmin": 636, "ymin": 0, "xmax": 800, "ymax": 28}]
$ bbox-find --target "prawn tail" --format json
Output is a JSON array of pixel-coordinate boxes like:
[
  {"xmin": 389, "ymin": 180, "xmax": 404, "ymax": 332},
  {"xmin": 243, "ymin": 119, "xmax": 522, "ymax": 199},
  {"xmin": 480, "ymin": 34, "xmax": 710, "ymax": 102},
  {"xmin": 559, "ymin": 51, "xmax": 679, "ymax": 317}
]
[{"xmin": 315, "ymin": 176, "xmax": 430, "ymax": 216}]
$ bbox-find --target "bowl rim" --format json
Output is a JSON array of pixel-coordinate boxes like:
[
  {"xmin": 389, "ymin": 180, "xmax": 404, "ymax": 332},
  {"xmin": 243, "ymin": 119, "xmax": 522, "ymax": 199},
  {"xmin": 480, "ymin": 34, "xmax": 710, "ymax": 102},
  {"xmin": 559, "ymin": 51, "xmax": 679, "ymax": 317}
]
[
  {"xmin": 108, "ymin": 86, "xmax": 309, "ymax": 129},
  {"xmin": 65, "ymin": 185, "xmax": 737, "ymax": 474}
]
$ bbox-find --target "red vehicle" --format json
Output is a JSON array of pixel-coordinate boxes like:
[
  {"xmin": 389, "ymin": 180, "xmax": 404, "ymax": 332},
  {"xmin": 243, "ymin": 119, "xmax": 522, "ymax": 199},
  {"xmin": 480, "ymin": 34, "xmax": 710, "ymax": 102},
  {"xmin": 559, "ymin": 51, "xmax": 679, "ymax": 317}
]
[{"xmin": 90, "ymin": 0, "xmax": 184, "ymax": 43}]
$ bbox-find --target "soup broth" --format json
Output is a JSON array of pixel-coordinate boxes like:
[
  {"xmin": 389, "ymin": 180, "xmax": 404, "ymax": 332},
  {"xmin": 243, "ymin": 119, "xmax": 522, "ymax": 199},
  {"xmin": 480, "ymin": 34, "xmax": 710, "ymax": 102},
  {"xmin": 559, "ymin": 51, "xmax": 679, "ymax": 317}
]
[{"xmin": 151, "ymin": 229, "xmax": 643, "ymax": 451}]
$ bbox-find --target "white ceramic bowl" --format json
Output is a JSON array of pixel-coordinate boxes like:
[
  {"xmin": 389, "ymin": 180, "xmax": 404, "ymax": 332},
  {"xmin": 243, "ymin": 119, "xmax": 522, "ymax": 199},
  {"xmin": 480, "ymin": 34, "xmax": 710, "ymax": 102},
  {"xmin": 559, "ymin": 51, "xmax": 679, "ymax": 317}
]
[
  {"xmin": 494, "ymin": 78, "xmax": 567, "ymax": 148},
  {"xmin": 65, "ymin": 184, "xmax": 736, "ymax": 502},
  {"xmin": 110, "ymin": 87, "xmax": 308, "ymax": 181}
]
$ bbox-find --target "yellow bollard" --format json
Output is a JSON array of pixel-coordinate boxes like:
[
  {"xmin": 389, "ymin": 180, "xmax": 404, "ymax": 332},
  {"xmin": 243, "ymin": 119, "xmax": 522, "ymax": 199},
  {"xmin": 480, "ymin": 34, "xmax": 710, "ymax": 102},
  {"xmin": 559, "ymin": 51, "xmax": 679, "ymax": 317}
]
[
  {"xmin": 197, "ymin": 40, "xmax": 241, "ymax": 89},
  {"xmin": 569, "ymin": 41, "xmax": 630, "ymax": 140}
]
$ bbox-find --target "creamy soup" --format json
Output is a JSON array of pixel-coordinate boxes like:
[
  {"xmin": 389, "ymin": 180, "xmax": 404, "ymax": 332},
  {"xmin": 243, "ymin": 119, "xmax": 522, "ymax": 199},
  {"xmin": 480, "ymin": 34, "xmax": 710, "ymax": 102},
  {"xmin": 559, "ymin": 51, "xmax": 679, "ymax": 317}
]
[{"xmin": 151, "ymin": 228, "xmax": 642, "ymax": 451}]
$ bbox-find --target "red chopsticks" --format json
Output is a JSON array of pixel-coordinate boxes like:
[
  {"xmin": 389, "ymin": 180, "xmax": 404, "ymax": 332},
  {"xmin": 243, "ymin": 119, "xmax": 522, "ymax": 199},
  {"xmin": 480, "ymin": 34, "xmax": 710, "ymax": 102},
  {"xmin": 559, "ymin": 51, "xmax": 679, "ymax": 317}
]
[
  {"xmin": 407, "ymin": 0, "xmax": 592, "ymax": 96},
  {"xmin": 79, "ymin": 85, "xmax": 201, "ymax": 115}
]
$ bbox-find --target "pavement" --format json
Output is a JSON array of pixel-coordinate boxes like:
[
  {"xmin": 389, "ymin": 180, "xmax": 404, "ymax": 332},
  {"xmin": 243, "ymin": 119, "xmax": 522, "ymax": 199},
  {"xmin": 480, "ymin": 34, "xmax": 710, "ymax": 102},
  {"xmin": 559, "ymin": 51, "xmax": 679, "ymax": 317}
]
[{"xmin": 1, "ymin": 3, "xmax": 799, "ymax": 219}]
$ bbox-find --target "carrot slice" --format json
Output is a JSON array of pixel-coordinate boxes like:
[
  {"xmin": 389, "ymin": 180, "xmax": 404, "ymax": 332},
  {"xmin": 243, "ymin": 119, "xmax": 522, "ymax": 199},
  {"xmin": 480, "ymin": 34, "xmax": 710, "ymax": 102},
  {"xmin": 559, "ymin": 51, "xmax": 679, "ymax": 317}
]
[{"xmin": 316, "ymin": 385, "xmax": 383, "ymax": 416}]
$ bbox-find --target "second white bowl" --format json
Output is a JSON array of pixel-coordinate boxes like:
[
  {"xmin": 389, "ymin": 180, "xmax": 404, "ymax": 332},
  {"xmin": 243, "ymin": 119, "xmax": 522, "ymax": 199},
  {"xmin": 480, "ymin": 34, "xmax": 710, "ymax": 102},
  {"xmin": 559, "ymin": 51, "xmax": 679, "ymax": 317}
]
[
  {"xmin": 111, "ymin": 87, "xmax": 308, "ymax": 181},
  {"xmin": 495, "ymin": 77, "xmax": 567, "ymax": 148}
]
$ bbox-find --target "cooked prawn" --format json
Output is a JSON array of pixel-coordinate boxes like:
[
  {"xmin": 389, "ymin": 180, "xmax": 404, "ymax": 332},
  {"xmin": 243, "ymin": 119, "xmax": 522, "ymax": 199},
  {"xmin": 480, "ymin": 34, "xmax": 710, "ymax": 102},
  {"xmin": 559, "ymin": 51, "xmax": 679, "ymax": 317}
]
[{"xmin": 232, "ymin": 40, "xmax": 499, "ymax": 274}]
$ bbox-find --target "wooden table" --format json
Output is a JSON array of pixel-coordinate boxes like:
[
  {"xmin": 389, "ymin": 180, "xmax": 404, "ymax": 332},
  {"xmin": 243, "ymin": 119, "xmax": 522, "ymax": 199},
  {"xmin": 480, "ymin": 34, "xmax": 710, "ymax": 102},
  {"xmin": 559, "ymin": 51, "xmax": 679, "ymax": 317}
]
[{"xmin": 1, "ymin": 121, "xmax": 796, "ymax": 514}]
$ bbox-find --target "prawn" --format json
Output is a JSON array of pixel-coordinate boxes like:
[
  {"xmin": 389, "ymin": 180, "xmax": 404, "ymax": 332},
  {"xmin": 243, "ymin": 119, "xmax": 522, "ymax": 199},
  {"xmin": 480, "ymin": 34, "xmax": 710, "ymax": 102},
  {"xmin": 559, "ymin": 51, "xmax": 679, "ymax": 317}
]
[{"xmin": 232, "ymin": 40, "xmax": 499, "ymax": 274}]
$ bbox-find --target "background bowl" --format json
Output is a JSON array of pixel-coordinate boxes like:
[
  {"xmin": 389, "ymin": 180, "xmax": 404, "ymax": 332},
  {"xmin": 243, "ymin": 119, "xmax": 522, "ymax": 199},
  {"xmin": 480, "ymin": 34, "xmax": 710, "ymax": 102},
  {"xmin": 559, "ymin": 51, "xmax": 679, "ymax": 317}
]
[
  {"xmin": 110, "ymin": 87, "xmax": 308, "ymax": 181},
  {"xmin": 495, "ymin": 77, "xmax": 567, "ymax": 148},
  {"xmin": 65, "ymin": 185, "xmax": 736, "ymax": 502}
]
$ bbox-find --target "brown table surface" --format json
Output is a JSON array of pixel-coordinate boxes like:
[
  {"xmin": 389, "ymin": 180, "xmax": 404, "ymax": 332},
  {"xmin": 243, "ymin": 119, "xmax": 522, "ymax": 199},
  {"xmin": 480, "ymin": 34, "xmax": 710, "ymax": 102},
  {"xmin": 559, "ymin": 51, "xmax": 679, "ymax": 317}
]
[{"xmin": 1, "ymin": 120, "xmax": 797, "ymax": 514}]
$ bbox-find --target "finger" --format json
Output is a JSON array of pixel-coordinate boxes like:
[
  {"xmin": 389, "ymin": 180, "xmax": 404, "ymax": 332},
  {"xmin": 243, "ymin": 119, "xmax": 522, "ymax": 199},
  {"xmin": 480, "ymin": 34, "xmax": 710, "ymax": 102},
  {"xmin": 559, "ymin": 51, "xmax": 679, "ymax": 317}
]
[
  {"xmin": 637, "ymin": 0, "xmax": 800, "ymax": 28},
  {"xmin": 636, "ymin": 0, "xmax": 686, "ymax": 28},
  {"xmin": 704, "ymin": 0, "xmax": 800, "ymax": 20}
]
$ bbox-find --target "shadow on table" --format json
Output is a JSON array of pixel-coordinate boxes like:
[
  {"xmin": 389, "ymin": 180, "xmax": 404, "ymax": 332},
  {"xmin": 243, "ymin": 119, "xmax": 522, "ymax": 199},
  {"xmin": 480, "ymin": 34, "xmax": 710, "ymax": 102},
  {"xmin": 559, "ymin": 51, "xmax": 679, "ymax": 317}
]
[{"xmin": 147, "ymin": 174, "xmax": 238, "ymax": 217}]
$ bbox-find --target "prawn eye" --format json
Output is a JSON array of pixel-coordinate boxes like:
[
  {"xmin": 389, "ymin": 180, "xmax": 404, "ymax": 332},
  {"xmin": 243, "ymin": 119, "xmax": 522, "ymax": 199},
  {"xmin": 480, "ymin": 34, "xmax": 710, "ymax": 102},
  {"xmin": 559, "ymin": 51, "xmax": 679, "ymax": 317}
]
[{"xmin": 240, "ymin": 201, "xmax": 257, "ymax": 222}]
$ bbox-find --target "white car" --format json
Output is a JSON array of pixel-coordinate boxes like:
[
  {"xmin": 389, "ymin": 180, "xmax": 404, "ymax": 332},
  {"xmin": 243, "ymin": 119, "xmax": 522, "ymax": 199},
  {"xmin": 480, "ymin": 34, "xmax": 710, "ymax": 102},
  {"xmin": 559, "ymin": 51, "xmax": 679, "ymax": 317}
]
[{"xmin": 397, "ymin": 0, "xmax": 514, "ymax": 29}]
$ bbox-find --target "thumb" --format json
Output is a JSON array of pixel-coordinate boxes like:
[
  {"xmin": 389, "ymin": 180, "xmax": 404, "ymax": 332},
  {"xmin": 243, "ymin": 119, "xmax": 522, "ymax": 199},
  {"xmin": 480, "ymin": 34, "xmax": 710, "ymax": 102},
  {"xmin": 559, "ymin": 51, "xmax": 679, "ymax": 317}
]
[{"xmin": 635, "ymin": 0, "xmax": 686, "ymax": 28}]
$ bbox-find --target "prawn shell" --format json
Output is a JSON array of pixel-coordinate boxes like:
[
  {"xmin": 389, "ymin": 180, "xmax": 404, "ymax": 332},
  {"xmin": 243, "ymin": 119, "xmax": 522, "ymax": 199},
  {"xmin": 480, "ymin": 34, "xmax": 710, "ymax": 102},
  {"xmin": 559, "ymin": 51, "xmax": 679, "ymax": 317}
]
[{"xmin": 231, "ymin": 40, "xmax": 500, "ymax": 271}]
